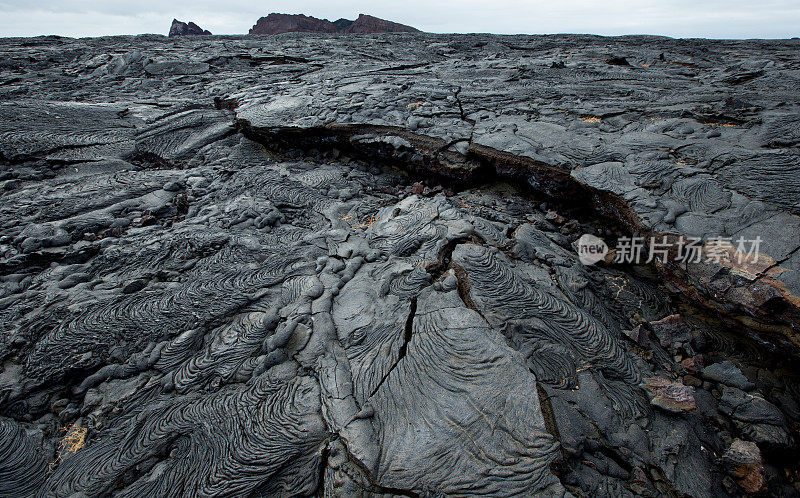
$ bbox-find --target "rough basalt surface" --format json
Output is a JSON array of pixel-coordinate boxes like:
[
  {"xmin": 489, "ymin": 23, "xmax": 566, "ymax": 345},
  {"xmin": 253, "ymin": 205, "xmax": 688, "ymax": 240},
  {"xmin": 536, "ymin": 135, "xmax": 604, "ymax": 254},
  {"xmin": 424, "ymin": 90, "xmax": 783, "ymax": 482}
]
[{"xmin": 0, "ymin": 33, "xmax": 799, "ymax": 497}]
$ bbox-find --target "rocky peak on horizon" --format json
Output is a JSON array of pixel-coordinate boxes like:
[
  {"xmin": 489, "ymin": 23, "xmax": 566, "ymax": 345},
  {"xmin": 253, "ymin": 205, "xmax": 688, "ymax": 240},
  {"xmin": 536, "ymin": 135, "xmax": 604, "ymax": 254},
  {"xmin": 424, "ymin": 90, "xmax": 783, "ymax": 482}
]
[
  {"xmin": 168, "ymin": 19, "xmax": 212, "ymax": 37},
  {"xmin": 249, "ymin": 13, "xmax": 419, "ymax": 35}
]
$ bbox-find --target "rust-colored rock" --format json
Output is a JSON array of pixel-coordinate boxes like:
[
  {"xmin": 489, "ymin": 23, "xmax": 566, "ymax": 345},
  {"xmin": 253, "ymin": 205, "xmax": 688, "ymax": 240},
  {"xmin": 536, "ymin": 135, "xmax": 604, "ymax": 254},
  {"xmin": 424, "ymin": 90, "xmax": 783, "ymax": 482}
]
[
  {"xmin": 722, "ymin": 439, "xmax": 765, "ymax": 494},
  {"xmin": 641, "ymin": 377, "xmax": 696, "ymax": 413},
  {"xmin": 681, "ymin": 355, "xmax": 704, "ymax": 374}
]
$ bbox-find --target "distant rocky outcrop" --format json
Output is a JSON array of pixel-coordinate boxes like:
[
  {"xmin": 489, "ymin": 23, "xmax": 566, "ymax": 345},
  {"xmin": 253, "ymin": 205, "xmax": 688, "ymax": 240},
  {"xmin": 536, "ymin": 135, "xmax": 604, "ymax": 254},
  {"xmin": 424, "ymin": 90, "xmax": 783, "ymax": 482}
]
[
  {"xmin": 169, "ymin": 19, "xmax": 212, "ymax": 37},
  {"xmin": 248, "ymin": 14, "xmax": 337, "ymax": 35},
  {"xmin": 346, "ymin": 14, "xmax": 420, "ymax": 33},
  {"xmin": 249, "ymin": 13, "xmax": 419, "ymax": 35}
]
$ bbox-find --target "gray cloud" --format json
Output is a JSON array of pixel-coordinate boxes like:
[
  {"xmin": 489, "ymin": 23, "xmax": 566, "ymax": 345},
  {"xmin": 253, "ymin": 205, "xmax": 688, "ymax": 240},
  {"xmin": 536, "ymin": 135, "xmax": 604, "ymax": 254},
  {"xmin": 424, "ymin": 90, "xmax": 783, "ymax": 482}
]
[{"xmin": 0, "ymin": 0, "xmax": 798, "ymax": 38}]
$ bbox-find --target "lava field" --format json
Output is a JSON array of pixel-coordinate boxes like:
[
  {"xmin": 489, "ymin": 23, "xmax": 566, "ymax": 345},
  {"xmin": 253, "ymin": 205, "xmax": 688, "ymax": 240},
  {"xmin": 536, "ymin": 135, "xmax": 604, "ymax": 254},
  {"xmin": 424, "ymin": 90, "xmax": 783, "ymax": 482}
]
[{"xmin": 0, "ymin": 33, "xmax": 799, "ymax": 496}]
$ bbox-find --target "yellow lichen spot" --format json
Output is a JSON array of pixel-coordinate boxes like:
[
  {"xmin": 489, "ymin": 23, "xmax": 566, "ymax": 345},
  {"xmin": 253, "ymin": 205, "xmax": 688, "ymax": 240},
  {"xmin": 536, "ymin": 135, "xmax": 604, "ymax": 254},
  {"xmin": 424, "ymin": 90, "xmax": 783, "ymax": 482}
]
[
  {"xmin": 59, "ymin": 425, "xmax": 87, "ymax": 454},
  {"xmin": 581, "ymin": 116, "xmax": 601, "ymax": 123}
]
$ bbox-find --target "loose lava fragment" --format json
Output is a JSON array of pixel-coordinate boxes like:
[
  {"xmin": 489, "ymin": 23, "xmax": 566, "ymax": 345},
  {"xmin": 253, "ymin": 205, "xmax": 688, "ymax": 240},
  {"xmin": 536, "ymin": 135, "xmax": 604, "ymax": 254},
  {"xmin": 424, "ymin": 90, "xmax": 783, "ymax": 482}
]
[{"xmin": 641, "ymin": 376, "xmax": 697, "ymax": 413}]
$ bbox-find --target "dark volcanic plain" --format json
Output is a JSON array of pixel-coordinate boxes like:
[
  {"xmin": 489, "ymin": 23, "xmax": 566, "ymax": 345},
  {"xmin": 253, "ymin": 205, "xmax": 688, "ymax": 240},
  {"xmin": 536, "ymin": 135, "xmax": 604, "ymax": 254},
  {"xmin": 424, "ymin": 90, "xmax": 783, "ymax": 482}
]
[{"xmin": 0, "ymin": 32, "xmax": 799, "ymax": 496}]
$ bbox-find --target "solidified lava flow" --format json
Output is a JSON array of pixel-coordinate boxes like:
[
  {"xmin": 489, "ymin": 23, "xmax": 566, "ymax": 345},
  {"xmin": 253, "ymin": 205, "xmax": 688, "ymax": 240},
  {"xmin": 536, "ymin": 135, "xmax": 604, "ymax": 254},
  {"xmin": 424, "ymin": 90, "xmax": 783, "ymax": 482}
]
[{"xmin": 1, "ymin": 32, "xmax": 799, "ymax": 497}]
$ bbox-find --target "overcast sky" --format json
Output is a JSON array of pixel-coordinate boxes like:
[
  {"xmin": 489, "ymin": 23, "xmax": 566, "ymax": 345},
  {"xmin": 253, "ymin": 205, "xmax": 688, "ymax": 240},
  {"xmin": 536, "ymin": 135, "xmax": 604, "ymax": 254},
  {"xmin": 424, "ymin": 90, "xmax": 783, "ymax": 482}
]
[{"xmin": 0, "ymin": 0, "xmax": 798, "ymax": 39}]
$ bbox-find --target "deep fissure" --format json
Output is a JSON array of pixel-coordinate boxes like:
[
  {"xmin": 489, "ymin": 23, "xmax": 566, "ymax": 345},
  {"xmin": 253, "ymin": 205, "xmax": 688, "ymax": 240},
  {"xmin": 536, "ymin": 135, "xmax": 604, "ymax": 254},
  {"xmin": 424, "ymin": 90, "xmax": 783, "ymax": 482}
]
[{"xmin": 235, "ymin": 118, "xmax": 800, "ymax": 360}]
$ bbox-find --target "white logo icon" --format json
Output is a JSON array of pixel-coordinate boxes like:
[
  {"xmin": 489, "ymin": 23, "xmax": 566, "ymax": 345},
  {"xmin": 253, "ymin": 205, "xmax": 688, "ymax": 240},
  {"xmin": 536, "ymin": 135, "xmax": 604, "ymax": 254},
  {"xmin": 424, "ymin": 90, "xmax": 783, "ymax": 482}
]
[{"xmin": 576, "ymin": 234, "xmax": 609, "ymax": 265}]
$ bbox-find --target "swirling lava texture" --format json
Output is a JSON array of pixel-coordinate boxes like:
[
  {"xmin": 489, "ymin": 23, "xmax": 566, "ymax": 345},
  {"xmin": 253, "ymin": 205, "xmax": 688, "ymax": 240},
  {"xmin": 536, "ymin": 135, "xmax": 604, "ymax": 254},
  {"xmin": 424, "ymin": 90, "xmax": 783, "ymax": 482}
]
[
  {"xmin": 2, "ymin": 33, "xmax": 800, "ymax": 497},
  {"xmin": 370, "ymin": 288, "xmax": 563, "ymax": 495},
  {"xmin": 0, "ymin": 118, "xmax": 788, "ymax": 496},
  {"xmin": 0, "ymin": 122, "xmax": 692, "ymax": 494},
  {"xmin": 453, "ymin": 244, "xmax": 640, "ymax": 386},
  {"xmin": 44, "ymin": 370, "xmax": 326, "ymax": 497},
  {"xmin": 0, "ymin": 417, "xmax": 50, "ymax": 496}
]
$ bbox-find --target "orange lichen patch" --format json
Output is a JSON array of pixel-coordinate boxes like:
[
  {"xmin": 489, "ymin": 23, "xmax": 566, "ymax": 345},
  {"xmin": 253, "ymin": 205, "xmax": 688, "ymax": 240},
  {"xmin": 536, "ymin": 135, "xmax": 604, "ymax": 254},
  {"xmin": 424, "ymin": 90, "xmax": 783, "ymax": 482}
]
[
  {"xmin": 59, "ymin": 425, "xmax": 87, "ymax": 454},
  {"xmin": 605, "ymin": 275, "xmax": 630, "ymax": 299},
  {"xmin": 407, "ymin": 101, "xmax": 424, "ymax": 110},
  {"xmin": 581, "ymin": 116, "xmax": 601, "ymax": 123},
  {"xmin": 455, "ymin": 197, "xmax": 472, "ymax": 208},
  {"xmin": 352, "ymin": 213, "xmax": 377, "ymax": 230}
]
